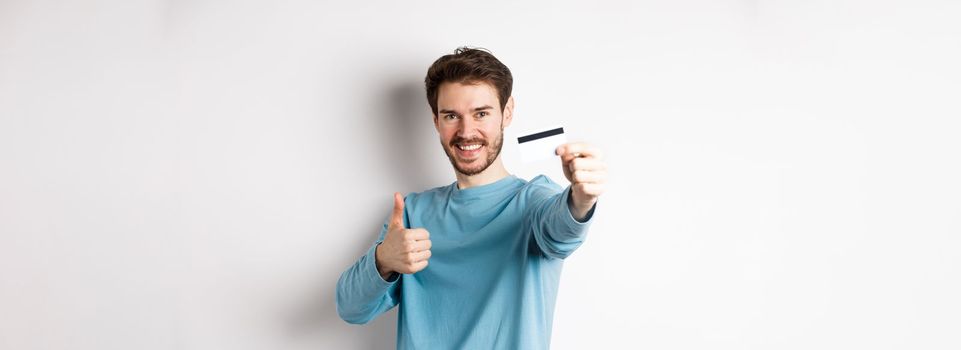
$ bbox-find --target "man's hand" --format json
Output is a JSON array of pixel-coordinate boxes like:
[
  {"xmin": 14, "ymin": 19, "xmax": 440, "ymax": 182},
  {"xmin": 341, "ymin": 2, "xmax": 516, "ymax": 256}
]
[
  {"xmin": 556, "ymin": 142, "xmax": 607, "ymax": 221},
  {"xmin": 374, "ymin": 192, "xmax": 432, "ymax": 280}
]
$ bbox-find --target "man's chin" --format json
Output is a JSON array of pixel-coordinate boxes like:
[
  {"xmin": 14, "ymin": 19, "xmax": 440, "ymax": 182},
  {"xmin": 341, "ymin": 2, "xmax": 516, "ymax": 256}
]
[
  {"xmin": 455, "ymin": 161, "xmax": 483, "ymax": 176},
  {"xmin": 451, "ymin": 148, "xmax": 482, "ymax": 163},
  {"xmin": 445, "ymin": 145, "xmax": 497, "ymax": 176}
]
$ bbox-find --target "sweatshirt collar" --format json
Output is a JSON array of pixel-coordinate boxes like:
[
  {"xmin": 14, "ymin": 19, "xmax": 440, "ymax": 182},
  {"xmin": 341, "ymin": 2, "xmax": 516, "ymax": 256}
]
[{"xmin": 450, "ymin": 174, "xmax": 521, "ymax": 200}]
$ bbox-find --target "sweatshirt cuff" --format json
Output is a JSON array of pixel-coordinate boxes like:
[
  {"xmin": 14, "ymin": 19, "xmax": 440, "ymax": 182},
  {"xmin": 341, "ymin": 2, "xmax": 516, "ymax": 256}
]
[
  {"xmin": 563, "ymin": 186, "xmax": 597, "ymax": 225},
  {"xmin": 366, "ymin": 242, "xmax": 399, "ymax": 287}
]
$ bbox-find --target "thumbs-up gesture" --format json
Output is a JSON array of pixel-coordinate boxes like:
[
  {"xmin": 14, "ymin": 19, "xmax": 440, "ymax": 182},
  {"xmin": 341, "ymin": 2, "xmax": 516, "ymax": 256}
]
[
  {"xmin": 556, "ymin": 142, "xmax": 607, "ymax": 221},
  {"xmin": 374, "ymin": 192, "xmax": 432, "ymax": 280}
]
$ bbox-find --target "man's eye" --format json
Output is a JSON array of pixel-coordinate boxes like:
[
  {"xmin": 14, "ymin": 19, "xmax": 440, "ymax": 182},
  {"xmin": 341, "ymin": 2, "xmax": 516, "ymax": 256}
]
[
  {"xmin": 477, "ymin": 112, "xmax": 488, "ymax": 118},
  {"xmin": 445, "ymin": 114, "xmax": 458, "ymax": 120}
]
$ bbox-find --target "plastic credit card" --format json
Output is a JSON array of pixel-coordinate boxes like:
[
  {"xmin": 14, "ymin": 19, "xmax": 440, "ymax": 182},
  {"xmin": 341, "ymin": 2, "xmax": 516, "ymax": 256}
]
[{"xmin": 517, "ymin": 126, "xmax": 567, "ymax": 163}]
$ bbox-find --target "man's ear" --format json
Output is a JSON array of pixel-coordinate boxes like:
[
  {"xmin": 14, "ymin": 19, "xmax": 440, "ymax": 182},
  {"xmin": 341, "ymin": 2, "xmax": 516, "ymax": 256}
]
[
  {"xmin": 502, "ymin": 96, "xmax": 515, "ymax": 128},
  {"xmin": 433, "ymin": 113, "xmax": 439, "ymax": 130}
]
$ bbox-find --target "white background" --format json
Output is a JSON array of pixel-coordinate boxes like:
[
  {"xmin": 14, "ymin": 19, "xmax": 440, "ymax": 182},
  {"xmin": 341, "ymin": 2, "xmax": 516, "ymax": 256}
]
[{"xmin": 1, "ymin": 0, "xmax": 959, "ymax": 349}]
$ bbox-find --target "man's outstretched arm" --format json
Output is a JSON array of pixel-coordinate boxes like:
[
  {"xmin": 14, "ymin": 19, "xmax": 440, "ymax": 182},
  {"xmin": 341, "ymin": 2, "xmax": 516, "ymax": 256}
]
[{"xmin": 526, "ymin": 142, "xmax": 607, "ymax": 259}]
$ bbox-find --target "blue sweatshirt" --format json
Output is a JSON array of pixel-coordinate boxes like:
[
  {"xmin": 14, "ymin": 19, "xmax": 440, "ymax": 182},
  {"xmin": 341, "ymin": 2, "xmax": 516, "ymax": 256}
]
[{"xmin": 336, "ymin": 174, "xmax": 595, "ymax": 349}]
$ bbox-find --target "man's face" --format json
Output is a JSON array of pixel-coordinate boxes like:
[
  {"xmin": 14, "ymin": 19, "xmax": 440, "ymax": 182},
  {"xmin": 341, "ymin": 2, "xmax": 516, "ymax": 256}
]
[{"xmin": 434, "ymin": 81, "xmax": 513, "ymax": 176}]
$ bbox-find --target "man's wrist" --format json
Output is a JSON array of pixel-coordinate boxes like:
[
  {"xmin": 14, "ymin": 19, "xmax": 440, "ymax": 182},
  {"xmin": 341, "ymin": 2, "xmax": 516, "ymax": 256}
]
[
  {"xmin": 567, "ymin": 188, "xmax": 597, "ymax": 222},
  {"xmin": 374, "ymin": 244, "xmax": 394, "ymax": 280}
]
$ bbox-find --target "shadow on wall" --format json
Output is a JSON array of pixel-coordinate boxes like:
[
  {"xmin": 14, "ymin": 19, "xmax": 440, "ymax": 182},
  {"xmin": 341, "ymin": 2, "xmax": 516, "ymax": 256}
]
[
  {"xmin": 380, "ymin": 79, "xmax": 446, "ymax": 191},
  {"xmin": 284, "ymin": 227, "xmax": 397, "ymax": 350},
  {"xmin": 283, "ymin": 79, "xmax": 437, "ymax": 349}
]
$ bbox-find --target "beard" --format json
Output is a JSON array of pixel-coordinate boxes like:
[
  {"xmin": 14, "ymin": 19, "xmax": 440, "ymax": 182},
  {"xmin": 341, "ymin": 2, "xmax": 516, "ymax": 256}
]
[{"xmin": 442, "ymin": 127, "xmax": 504, "ymax": 176}]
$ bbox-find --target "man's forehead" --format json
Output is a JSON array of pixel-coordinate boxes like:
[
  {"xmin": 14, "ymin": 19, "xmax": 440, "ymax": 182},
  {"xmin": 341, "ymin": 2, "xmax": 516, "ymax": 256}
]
[{"xmin": 437, "ymin": 81, "xmax": 499, "ymax": 111}]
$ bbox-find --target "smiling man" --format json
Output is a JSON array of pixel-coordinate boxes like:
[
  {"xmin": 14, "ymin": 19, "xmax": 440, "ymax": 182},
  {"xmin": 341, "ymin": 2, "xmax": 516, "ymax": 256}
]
[{"xmin": 335, "ymin": 47, "xmax": 608, "ymax": 349}]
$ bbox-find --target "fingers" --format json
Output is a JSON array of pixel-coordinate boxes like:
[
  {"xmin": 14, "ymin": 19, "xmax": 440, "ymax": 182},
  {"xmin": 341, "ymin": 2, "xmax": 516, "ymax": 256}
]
[
  {"xmin": 568, "ymin": 157, "xmax": 607, "ymax": 172},
  {"xmin": 410, "ymin": 249, "xmax": 431, "ymax": 262},
  {"xmin": 409, "ymin": 260, "xmax": 429, "ymax": 273},
  {"xmin": 568, "ymin": 156, "xmax": 608, "ymax": 183},
  {"xmin": 570, "ymin": 169, "xmax": 608, "ymax": 184},
  {"xmin": 573, "ymin": 182, "xmax": 606, "ymax": 197},
  {"xmin": 400, "ymin": 247, "xmax": 431, "ymax": 264},
  {"xmin": 404, "ymin": 238, "xmax": 432, "ymax": 252},
  {"xmin": 556, "ymin": 142, "xmax": 604, "ymax": 161},
  {"xmin": 400, "ymin": 247, "xmax": 431, "ymax": 274},
  {"xmin": 389, "ymin": 192, "xmax": 405, "ymax": 229},
  {"xmin": 396, "ymin": 252, "xmax": 430, "ymax": 274},
  {"xmin": 403, "ymin": 228, "xmax": 429, "ymax": 241}
]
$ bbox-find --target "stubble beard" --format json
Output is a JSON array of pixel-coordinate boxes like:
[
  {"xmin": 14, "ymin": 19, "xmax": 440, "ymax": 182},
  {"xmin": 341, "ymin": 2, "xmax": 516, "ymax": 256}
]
[{"xmin": 442, "ymin": 126, "xmax": 504, "ymax": 177}]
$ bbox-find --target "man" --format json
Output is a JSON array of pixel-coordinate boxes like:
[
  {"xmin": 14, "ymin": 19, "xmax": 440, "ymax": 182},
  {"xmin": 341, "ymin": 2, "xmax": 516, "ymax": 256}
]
[{"xmin": 335, "ymin": 46, "xmax": 608, "ymax": 349}]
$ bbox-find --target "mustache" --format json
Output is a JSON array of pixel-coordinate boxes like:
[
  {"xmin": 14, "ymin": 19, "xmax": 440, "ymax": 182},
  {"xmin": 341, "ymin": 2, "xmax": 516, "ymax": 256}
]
[{"xmin": 450, "ymin": 137, "xmax": 487, "ymax": 147}]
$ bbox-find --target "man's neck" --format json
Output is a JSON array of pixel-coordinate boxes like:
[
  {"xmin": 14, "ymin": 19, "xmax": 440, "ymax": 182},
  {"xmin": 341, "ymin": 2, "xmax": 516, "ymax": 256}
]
[{"xmin": 455, "ymin": 158, "xmax": 510, "ymax": 190}]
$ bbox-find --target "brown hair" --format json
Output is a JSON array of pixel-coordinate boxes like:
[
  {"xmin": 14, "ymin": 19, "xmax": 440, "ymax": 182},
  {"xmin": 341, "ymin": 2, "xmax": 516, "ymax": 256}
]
[{"xmin": 424, "ymin": 46, "xmax": 513, "ymax": 117}]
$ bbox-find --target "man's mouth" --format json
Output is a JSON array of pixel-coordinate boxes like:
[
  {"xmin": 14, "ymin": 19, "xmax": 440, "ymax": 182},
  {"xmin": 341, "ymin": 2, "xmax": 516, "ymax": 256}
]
[
  {"xmin": 454, "ymin": 142, "xmax": 485, "ymax": 159},
  {"xmin": 456, "ymin": 143, "xmax": 482, "ymax": 151}
]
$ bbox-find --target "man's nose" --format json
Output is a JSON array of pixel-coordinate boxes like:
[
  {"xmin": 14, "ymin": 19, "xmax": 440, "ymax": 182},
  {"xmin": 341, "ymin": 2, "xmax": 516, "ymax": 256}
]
[{"xmin": 456, "ymin": 117, "xmax": 478, "ymax": 137}]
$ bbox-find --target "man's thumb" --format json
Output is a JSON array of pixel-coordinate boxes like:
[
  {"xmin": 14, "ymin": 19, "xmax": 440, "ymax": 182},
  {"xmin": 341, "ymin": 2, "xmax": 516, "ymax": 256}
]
[{"xmin": 390, "ymin": 192, "xmax": 405, "ymax": 229}]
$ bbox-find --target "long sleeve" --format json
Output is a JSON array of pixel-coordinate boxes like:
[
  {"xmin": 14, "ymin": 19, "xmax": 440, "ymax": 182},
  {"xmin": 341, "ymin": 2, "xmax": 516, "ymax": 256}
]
[
  {"xmin": 335, "ymin": 221, "xmax": 402, "ymax": 324},
  {"xmin": 526, "ymin": 178, "xmax": 597, "ymax": 259}
]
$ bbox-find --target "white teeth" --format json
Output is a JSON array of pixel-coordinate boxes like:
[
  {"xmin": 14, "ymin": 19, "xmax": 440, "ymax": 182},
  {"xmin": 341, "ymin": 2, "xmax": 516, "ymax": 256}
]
[{"xmin": 458, "ymin": 144, "xmax": 482, "ymax": 151}]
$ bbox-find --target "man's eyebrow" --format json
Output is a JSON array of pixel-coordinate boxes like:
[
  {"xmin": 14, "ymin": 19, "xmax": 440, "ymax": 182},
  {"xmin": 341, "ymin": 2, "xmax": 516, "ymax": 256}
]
[{"xmin": 438, "ymin": 105, "xmax": 494, "ymax": 114}]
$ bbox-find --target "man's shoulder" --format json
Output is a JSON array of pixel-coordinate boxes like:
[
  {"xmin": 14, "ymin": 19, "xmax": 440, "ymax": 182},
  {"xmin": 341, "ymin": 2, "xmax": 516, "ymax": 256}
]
[
  {"xmin": 517, "ymin": 174, "xmax": 566, "ymax": 205},
  {"xmin": 524, "ymin": 174, "xmax": 563, "ymax": 191},
  {"xmin": 402, "ymin": 181, "xmax": 455, "ymax": 204}
]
